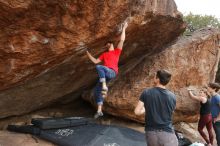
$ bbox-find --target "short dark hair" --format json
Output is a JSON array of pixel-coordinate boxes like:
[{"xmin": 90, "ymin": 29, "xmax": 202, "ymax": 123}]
[
  {"xmin": 105, "ymin": 41, "xmax": 114, "ymax": 46},
  {"xmin": 208, "ymin": 82, "xmax": 220, "ymax": 92},
  {"xmin": 156, "ymin": 70, "xmax": 172, "ymax": 86}
]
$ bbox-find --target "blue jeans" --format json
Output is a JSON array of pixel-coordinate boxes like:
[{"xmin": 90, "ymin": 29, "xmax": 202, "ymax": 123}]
[
  {"xmin": 94, "ymin": 65, "xmax": 116, "ymax": 105},
  {"xmin": 213, "ymin": 121, "xmax": 220, "ymax": 145}
]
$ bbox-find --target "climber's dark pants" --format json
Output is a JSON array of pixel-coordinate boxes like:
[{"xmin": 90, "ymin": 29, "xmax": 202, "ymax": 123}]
[{"xmin": 198, "ymin": 114, "xmax": 213, "ymax": 144}]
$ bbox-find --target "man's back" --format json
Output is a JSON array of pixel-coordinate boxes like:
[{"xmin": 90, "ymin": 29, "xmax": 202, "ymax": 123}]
[{"xmin": 140, "ymin": 87, "xmax": 176, "ymax": 133}]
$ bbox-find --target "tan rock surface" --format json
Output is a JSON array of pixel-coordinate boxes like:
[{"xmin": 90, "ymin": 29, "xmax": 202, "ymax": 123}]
[
  {"xmin": 0, "ymin": 0, "xmax": 185, "ymax": 118},
  {"xmin": 0, "ymin": 131, "xmax": 55, "ymax": 146},
  {"xmin": 83, "ymin": 28, "xmax": 220, "ymax": 123}
]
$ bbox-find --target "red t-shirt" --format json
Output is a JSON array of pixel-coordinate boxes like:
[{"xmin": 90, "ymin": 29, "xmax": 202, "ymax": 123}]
[{"xmin": 99, "ymin": 48, "xmax": 122, "ymax": 74}]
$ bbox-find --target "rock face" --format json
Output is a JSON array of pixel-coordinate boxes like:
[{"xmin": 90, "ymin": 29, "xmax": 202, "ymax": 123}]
[
  {"xmin": 0, "ymin": 131, "xmax": 55, "ymax": 146},
  {"xmin": 83, "ymin": 28, "xmax": 220, "ymax": 123},
  {"xmin": 0, "ymin": 0, "xmax": 185, "ymax": 118}
]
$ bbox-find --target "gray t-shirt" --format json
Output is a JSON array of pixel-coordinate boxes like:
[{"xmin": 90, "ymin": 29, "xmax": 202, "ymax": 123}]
[{"xmin": 140, "ymin": 87, "xmax": 176, "ymax": 133}]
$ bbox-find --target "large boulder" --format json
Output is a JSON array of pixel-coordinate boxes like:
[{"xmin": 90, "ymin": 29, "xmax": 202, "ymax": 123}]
[
  {"xmin": 0, "ymin": 0, "xmax": 185, "ymax": 118},
  {"xmin": 83, "ymin": 28, "xmax": 220, "ymax": 123}
]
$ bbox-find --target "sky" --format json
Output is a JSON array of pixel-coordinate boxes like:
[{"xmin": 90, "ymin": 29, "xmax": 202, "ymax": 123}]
[{"xmin": 174, "ymin": 0, "xmax": 220, "ymax": 18}]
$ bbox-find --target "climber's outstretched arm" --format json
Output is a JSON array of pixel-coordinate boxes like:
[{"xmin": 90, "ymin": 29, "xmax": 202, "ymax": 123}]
[
  {"xmin": 117, "ymin": 22, "xmax": 128, "ymax": 50},
  {"xmin": 86, "ymin": 51, "xmax": 101, "ymax": 64},
  {"xmin": 187, "ymin": 89, "xmax": 207, "ymax": 103}
]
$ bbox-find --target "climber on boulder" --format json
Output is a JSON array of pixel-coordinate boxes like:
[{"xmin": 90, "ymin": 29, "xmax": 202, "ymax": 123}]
[
  {"xmin": 86, "ymin": 22, "xmax": 128, "ymax": 119},
  {"xmin": 188, "ymin": 88, "xmax": 213, "ymax": 146}
]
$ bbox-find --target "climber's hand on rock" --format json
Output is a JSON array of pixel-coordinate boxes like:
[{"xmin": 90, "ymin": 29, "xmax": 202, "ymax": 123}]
[{"xmin": 123, "ymin": 22, "xmax": 128, "ymax": 29}]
